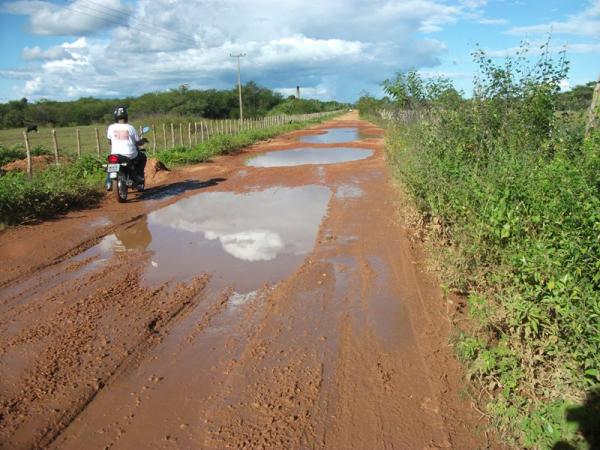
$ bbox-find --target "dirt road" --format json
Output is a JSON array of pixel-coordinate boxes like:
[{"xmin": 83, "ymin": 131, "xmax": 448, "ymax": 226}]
[{"xmin": 0, "ymin": 113, "xmax": 490, "ymax": 449}]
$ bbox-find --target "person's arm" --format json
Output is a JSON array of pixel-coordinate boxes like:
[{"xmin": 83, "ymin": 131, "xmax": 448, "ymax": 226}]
[
  {"xmin": 106, "ymin": 125, "xmax": 112, "ymax": 145},
  {"xmin": 130, "ymin": 126, "xmax": 148, "ymax": 147},
  {"xmin": 130, "ymin": 125, "xmax": 140, "ymax": 143}
]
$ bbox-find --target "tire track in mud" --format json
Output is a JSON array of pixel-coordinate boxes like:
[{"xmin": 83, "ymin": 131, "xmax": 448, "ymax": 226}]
[
  {"xmin": 1, "ymin": 114, "xmax": 492, "ymax": 449},
  {"xmin": 0, "ymin": 214, "xmax": 146, "ymax": 291},
  {"xmin": 0, "ymin": 251, "xmax": 210, "ymax": 449}
]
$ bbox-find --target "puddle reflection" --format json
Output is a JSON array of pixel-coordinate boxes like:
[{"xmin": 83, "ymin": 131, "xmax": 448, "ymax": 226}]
[
  {"xmin": 92, "ymin": 186, "xmax": 331, "ymax": 292},
  {"xmin": 246, "ymin": 147, "xmax": 373, "ymax": 168},
  {"xmin": 298, "ymin": 127, "xmax": 379, "ymax": 143}
]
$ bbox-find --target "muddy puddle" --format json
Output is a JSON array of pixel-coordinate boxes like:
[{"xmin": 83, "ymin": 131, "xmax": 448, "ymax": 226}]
[
  {"xmin": 298, "ymin": 127, "xmax": 379, "ymax": 143},
  {"xmin": 246, "ymin": 147, "xmax": 373, "ymax": 167},
  {"xmin": 76, "ymin": 186, "xmax": 331, "ymax": 292}
]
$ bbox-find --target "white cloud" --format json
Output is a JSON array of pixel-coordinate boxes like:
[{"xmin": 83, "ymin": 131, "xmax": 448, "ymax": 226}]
[
  {"xmin": 205, "ymin": 230, "xmax": 284, "ymax": 262},
  {"xmin": 22, "ymin": 45, "xmax": 71, "ymax": 60},
  {"xmin": 2, "ymin": 0, "xmax": 540, "ymax": 101},
  {"xmin": 506, "ymin": 1, "xmax": 600, "ymax": 37},
  {"xmin": 3, "ymin": 0, "xmax": 131, "ymax": 35},
  {"xmin": 559, "ymin": 79, "xmax": 570, "ymax": 91},
  {"xmin": 459, "ymin": 0, "xmax": 487, "ymax": 7},
  {"xmin": 484, "ymin": 40, "xmax": 600, "ymax": 58},
  {"xmin": 23, "ymin": 77, "xmax": 42, "ymax": 95},
  {"xmin": 567, "ymin": 42, "xmax": 600, "ymax": 54},
  {"xmin": 3, "ymin": 0, "xmax": 469, "ymax": 101},
  {"xmin": 478, "ymin": 18, "xmax": 508, "ymax": 25}
]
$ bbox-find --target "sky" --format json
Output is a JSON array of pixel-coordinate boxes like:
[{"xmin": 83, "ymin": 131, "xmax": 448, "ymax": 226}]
[{"xmin": 0, "ymin": 0, "xmax": 599, "ymax": 103}]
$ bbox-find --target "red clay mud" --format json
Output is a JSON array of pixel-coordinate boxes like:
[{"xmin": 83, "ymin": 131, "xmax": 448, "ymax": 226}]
[{"xmin": 0, "ymin": 113, "xmax": 494, "ymax": 449}]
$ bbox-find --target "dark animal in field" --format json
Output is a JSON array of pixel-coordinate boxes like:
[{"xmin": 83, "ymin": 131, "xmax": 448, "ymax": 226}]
[{"xmin": 26, "ymin": 125, "xmax": 38, "ymax": 133}]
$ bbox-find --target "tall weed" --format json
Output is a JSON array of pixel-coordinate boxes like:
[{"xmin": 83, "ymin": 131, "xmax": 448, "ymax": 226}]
[{"xmin": 381, "ymin": 44, "xmax": 599, "ymax": 448}]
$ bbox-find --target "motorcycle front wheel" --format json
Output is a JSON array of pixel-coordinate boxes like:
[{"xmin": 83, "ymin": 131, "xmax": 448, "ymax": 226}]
[{"xmin": 113, "ymin": 176, "xmax": 128, "ymax": 203}]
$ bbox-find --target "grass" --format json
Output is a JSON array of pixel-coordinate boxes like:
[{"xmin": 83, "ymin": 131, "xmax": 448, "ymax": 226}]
[
  {"xmin": 366, "ymin": 45, "xmax": 599, "ymax": 448},
  {"xmin": 155, "ymin": 120, "xmax": 321, "ymax": 166},
  {"xmin": 379, "ymin": 114, "xmax": 599, "ymax": 449},
  {"xmin": 0, "ymin": 115, "xmax": 317, "ymax": 159},
  {"xmin": 0, "ymin": 113, "xmax": 340, "ymax": 226},
  {"xmin": 0, "ymin": 155, "xmax": 105, "ymax": 225}
]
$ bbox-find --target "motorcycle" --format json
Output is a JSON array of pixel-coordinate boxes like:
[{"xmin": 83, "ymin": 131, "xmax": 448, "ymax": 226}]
[{"xmin": 103, "ymin": 126, "xmax": 150, "ymax": 203}]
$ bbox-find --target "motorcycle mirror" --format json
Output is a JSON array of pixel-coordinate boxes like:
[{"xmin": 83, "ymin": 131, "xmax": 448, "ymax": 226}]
[{"xmin": 142, "ymin": 126, "xmax": 151, "ymax": 134}]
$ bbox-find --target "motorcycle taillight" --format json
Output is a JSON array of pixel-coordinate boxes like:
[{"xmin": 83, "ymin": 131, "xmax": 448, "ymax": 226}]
[{"xmin": 107, "ymin": 154, "xmax": 119, "ymax": 164}]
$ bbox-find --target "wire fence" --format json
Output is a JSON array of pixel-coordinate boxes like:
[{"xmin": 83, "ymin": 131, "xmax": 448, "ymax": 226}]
[{"xmin": 12, "ymin": 111, "xmax": 342, "ymax": 176}]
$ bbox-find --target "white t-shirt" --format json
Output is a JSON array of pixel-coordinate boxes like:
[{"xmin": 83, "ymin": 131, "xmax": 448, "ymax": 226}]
[{"xmin": 107, "ymin": 123, "xmax": 139, "ymax": 158}]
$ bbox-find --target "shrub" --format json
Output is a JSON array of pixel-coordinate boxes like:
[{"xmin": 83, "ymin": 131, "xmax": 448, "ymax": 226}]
[
  {"xmin": 378, "ymin": 42, "xmax": 599, "ymax": 448},
  {"xmin": 0, "ymin": 145, "xmax": 25, "ymax": 166},
  {"xmin": 0, "ymin": 155, "xmax": 104, "ymax": 225}
]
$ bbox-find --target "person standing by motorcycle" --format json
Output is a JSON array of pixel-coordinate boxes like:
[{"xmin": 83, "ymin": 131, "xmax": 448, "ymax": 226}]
[{"xmin": 107, "ymin": 106, "xmax": 146, "ymax": 185}]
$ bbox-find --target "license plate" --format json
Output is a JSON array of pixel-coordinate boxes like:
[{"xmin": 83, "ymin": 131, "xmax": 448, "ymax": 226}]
[{"xmin": 107, "ymin": 164, "xmax": 120, "ymax": 172}]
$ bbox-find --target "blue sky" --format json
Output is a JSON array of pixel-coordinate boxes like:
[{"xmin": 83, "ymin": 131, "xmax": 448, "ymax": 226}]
[{"xmin": 0, "ymin": 0, "xmax": 598, "ymax": 103}]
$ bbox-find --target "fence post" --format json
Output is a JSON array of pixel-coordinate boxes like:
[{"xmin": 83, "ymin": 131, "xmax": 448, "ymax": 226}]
[
  {"xmin": 586, "ymin": 76, "xmax": 600, "ymax": 136},
  {"xmin": 170, "ymin": 123, "xmax": 175, "ymax": 148},
  {"xmin": 188, "ymin": 122, "xmax": 192, "ymax": 147},
  {"xmin": 95, "ymin": 128, "xmax": 100, "ymax": 156},
  {"xmin": 152, "ymin": 124, "xmax": 157, "ymax": 154},
  {"xmin": 179, "ymin": 123, "xmax": 183, "ymax": 147},
  {"xmin": 162, "ymin": 123, "xmax": 167, "ymax": 150},
  {"xmin": 51, "ymin": 129, "xmax": 59, "ymax": 165},
  {"xmin": 76, "ymin": 128, "xmax": 81, "ymax": 158},
  {"xmin": 194, "ymin": 122, "xmax": 198, "ymax": 145},
  {"xmin": 23, "ymin": 131, "xmax": 32, "ymax": 177}
]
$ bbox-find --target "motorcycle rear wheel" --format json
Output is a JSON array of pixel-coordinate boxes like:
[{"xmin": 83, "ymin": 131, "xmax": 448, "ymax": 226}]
[{"xmin": 113, "ymin": 177, "xmax": 128, "ymax": 203}]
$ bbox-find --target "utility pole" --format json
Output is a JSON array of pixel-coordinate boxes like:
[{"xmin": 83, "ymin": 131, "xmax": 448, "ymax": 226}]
[{"xmin": 230, "ymin": 53, "xmax": 246, "ymax": 122}]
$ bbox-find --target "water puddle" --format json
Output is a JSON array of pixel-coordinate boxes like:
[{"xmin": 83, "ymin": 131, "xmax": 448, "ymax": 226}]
[
  {"xmin": 246, "ymin": 147, "xmax": 373, "ymax": 168},
  {"xmin": 83, "ymin": 186, "xmax": 331, "ymax": 292},
  {"xmin": 298, "ymin": 127, "xmax": 379, "ymax": 143}
]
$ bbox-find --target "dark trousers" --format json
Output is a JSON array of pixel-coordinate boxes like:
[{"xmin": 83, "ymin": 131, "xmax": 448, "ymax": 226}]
[{"xmin": 132, "ymin": 151, "xmax": 147, "ymax": 178}]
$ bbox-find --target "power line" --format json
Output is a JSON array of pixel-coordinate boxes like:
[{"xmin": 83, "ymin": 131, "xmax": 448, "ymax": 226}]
[
  {"xmin": 76, "ymin": 3, "xmax": 196, "ymax": 47},
  {"xmin": 51, "ymin": 2, "xmax": 197, "ymax": 48},
  {"xmin": 79, "ymin": 0, "xmax": 199, "ymax": 45}
]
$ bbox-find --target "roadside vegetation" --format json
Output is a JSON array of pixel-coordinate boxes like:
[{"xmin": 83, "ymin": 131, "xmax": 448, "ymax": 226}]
[
  {"xmin": 0, "ymin": 114, "xmax": 340, "ymax": 227},
  {"xmin": 359, "ymin": 45, "xmax": 599, "ymax": 448},
  {"xmin": 155, "ymin": 121, "xmax": 308, "ymax": 167}
]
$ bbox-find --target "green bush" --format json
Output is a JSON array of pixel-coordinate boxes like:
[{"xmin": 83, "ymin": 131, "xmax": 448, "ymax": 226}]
[
  {"xmin": 379, "ymin": 43, "xmax": 599, "ymax": 448},
  {"xmin": 0, "ymin": 155, "xmax": 104, "ymax": 225},
  {"xmin": 0, "ymin": 145, "xmax": 25, "ymax": 166},
  {"xmin": 0, "ymin": 144, "xmax": 52, "ymax": 166}
]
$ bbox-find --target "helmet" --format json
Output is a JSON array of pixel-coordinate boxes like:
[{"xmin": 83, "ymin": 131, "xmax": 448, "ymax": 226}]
[{"xmin": 113, "ymin": 106, "xmax": 128, "ymax": 122}]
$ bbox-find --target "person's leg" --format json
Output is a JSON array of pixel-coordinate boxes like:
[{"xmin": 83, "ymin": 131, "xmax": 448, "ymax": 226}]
[{"xmin": 133, "ymin": 152, "xmax": 147, "ymax": 181}]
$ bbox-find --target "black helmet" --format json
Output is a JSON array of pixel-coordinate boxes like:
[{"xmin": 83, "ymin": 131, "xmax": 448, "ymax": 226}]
[{"xmin": 113, "ymin": 106, "xmax": 128, "ymax": 122}]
